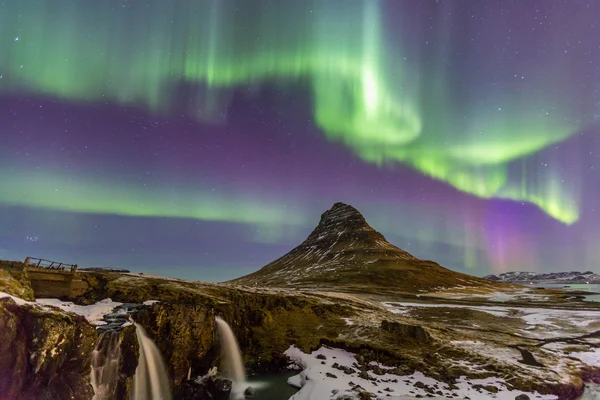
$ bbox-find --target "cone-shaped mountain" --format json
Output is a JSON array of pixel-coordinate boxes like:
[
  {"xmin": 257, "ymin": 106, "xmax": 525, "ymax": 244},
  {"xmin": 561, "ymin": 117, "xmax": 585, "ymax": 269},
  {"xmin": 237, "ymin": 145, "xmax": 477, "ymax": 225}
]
[{"xmin": 232, "ymin": 202, "xmax": 498, "ymax": 294}]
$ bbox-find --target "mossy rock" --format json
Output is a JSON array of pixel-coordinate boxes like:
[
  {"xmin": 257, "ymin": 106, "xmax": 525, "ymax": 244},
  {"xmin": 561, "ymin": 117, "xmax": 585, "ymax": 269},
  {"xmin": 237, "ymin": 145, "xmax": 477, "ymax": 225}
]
[
  {"xmin": 0, "ymin": 269, "xmax": 34, "ymax": 301},
  {"xmin": 0, "ymin": 297, "xmax": 98, "ymax": 400}
]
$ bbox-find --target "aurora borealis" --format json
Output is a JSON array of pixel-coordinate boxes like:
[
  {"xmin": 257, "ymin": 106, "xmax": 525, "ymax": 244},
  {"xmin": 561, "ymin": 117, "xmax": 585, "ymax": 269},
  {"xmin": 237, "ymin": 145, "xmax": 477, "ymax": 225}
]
[{"xmin": 1, "ymin": 0, "xmax": 599, "ymax": 280}]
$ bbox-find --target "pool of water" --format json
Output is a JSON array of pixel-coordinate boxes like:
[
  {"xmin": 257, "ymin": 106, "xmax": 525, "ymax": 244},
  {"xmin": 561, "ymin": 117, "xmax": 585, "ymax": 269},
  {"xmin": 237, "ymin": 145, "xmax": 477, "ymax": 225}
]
[
  {"xmin": 532, "ymin": 283, "xmax": 600, "ymax": 302},
  {"xmin": 245, "ymin": 371, "xmax": 299, "ymax": 400}
]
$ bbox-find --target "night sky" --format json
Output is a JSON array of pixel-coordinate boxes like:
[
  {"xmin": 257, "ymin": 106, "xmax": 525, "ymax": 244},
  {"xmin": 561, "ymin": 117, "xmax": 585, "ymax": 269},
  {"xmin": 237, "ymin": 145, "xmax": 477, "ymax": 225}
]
[{"xmin": 1, "ymin": 0, "xmax": 599, "ymax": 281}]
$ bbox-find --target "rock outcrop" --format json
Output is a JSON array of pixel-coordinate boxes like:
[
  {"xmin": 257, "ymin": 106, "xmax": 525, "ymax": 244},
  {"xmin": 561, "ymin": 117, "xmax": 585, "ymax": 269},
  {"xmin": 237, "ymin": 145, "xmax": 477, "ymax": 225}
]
[
  {"xmin": 380, "ymin": 320, "xmax": 431, "ymax": 343},
  {"xmin": 0, "ymin": 268, "xmax": 34, "ymax": 301},
  {"xmin": 134, "ymin": 302, "xmax": 217, "ymax": 387},
  {"xmin": 0, "ymin": 297, "xmax": 97, "ymax": 400},
  {"xmin": 113, "ymin": 326, "xmax": 140, "ymax": 400},
  {"xmin": 173, "ymin": 376, "xmax": 232, "ymax": 400}
]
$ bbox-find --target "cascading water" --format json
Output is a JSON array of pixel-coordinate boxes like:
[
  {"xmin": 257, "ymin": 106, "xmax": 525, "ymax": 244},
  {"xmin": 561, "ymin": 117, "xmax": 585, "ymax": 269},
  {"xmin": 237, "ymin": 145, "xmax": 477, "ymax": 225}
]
[
  {"xmin": 91, "ymin": 331, "xmax": 122, "ymax": 400},
  {"xmin": 215, "ymin": 316, "xmax": 246, "ymax": 383},
  {"xmin": 215, "ymin": 316, "xmax": 249, "ymax": 399},
  {"xmin": 131, "ymin": 322, "xmax": 172, "ymax": 400}
]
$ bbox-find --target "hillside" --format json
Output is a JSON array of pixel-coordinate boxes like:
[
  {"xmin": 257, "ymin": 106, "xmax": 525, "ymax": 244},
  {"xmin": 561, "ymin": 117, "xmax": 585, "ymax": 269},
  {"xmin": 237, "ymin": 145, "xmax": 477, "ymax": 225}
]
[{"xmin": 231, "ymin": 202, "xmax": 502, "ymax": 294}]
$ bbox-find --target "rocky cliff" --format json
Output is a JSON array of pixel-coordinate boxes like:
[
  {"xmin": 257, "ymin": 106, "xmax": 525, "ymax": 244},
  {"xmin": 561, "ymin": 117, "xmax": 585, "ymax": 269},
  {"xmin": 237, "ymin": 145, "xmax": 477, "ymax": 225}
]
[
  {"xmin": 0, "ymin": 297, "xmax": 98, "ymax": 400},
  {"xmin": 0, "ymin": 268, "xmax": 594, "ymax": 400},
  {"xmin": 74, "ymin": 272, "xmax": 360, "ymax": 383}
]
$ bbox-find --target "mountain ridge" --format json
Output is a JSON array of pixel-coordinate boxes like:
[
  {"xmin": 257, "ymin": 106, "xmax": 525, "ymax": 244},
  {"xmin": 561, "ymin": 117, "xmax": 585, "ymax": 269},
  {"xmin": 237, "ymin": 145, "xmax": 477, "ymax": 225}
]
[
  {"xmin": 231, "ymin": 202, "xmax": 501, "ymax": 294},
  {"xmin": 485, "ymin": 270, "xmax": 600, "ymax": 284}
]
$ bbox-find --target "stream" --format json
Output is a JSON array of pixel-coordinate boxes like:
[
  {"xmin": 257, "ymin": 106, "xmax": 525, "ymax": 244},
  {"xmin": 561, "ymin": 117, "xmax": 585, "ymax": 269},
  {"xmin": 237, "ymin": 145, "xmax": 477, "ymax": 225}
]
[{"xmin": 246, "ymin": 372, "xmax": 299, "ymax": 400}]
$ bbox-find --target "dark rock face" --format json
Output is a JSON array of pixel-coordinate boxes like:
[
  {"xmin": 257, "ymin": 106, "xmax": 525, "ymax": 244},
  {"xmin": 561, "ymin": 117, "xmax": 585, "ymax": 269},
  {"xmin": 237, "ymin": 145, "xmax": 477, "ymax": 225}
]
[
  {"xmin": 0, "ymin": 297, "xmax": 97, "ymax": 400},
  {"xmin": 98, "ymin": 303, "xmax": 143, "ymax": 333},
  {"xmin": 114, "ymin": 326, "xmax": 140, "ymax": 400},
  {"xmin": 134, "ymin": 302, "xmax": 217, "ymax": 387},
  {"xmin": 231, "ymin": 202, "xmax": 495, "ymax": 294},
  {"xmin": 173, "ymin": 377, "xmax": 232, "ymax": 400},
  {"xmin": 380, "ymin": 320, "xmax": 431, "ymax": 343}
]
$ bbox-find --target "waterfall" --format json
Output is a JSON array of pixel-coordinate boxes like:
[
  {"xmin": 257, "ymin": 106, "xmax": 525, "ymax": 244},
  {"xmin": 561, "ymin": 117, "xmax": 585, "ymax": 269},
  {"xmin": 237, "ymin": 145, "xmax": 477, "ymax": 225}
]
[
  {"xmin": 131, "ymin": 323, "xmax": 172, "ymax": 400},
  {"xmin": 91, "ymin": 331, "xmax": 122, "ymax": 400},
  {"xmin": 215, "ymin": 316, "xmax": 246, "ymax": 383}
]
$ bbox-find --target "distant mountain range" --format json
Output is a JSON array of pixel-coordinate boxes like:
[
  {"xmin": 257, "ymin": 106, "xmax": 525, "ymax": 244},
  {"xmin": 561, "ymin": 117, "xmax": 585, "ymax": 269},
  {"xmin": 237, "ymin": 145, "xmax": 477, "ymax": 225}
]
[
  {"xmin": 485, "ymin": 271, "xmax": 600, "ymax": 284},
  {"xmin": 232, "ymin": 202, "xmax": 502, "ymax": 294},
  {"xmin": 80, "ymin": 267, "xmax": 131, "ymax": 273}
]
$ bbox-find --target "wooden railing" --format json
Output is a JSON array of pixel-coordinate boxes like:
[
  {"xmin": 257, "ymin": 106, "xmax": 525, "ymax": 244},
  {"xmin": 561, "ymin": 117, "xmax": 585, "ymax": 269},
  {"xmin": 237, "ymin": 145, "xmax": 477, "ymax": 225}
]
[{"xmin": 24, "ymin": 257, "xmax": 78, "ymax": 273}]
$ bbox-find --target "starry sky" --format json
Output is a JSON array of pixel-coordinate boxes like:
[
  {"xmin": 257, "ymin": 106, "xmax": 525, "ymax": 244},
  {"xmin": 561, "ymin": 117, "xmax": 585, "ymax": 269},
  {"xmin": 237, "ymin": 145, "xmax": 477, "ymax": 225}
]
[{"xmin": 0, "ymin": 0, "xmax": 599, "ymax": 281}]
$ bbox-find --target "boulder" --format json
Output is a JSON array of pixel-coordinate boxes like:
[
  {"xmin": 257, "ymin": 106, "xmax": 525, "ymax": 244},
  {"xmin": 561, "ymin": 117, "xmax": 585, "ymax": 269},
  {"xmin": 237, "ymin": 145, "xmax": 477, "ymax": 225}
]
[
  {"xmin": 173, "ymin": 377, "xmax": 232, "ymax": 400},
  {"xmin": 380, "ymin": 320, "xmax": 430, "ymax": 343}
]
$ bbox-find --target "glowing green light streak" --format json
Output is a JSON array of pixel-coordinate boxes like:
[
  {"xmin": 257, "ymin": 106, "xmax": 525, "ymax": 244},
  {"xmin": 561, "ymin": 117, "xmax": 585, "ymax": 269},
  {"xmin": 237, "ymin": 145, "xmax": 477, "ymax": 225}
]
[
  {"xmin": 0, "ymin": 0, "xmax": 584, "ymax": 223},
  {"xmin": 0, "ymin": 171, "xmax": 307, "ymax": 229}
]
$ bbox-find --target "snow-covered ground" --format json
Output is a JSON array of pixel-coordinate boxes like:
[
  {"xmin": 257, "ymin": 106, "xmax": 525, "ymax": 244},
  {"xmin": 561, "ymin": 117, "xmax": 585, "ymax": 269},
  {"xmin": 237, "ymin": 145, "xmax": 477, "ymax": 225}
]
[
  {"xmin": 382, "ymin": 301, "xmax": 600, "ymax": 338},
  {"xmin": 1, "ymin": 290, "xmax": 162, "ymax": 326},
  {"xmin": 36, "ymin": 297, "xmax": 123, "ymax": 325},
  {"xmin": 378, "ymin": 299, "xmax": 600, "ymax": 395},
  {"xmin": 0, "ymin": 291, "xmax": 34, "ymax": 306},
  {"xmin": 570, "ymin": 348, "xmax": 600, "ymax": 367},
  {"xmin": 284, "ymin": 345, "xmax": 557, "ymax": 400},
  {"xmin": 0, "ymin": 292, "xmax": 123, "ymax": 326},
  {"xmin": 426, "ymin": 288, "xmax": 552, "ymax": 302}
]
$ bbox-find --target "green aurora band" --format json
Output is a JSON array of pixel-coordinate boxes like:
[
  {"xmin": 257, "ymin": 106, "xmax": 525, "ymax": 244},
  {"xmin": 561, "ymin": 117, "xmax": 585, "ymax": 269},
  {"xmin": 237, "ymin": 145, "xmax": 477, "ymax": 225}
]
[
  {"xmin": 0, "ymin": 170, "xmax": 308, "ymax": 235},
  {"xmin": 0, "ymin": 0, "xmax": 587, "ymax": 224}
]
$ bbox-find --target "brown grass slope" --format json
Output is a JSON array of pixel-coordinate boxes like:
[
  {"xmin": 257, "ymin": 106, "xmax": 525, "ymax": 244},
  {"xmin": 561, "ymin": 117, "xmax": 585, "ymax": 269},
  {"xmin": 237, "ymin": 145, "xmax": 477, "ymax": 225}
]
[{"xmin": 231, "ymin": 202, "xmax": 502, "ymax": 294}]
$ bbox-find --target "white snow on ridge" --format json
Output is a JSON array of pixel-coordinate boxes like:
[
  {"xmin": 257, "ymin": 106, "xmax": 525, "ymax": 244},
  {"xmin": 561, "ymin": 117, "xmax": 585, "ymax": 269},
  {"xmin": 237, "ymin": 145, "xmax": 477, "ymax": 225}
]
[
  {"xmin": 0, "ymin": 291, "xmax": 34, "ymax": 306},
  {"xmin": 284, "ymin": 345, "xmax": 557, "ymax": 400},
  {"xmin": 382, "ymin": 301, "xmax": 510, "ymax": 318},
  {"xmin": 36, "ymin": 297, "xmax": 122, "ymax": 325},
  {"xmin": 446, "ymin": 289, "xmax": 550, "ymax": 303},
  {"xmin": 382, "ymin": 301, "xmax": 600, "ymax": 337},
  {"xmin": 1, "ymin": 292, "xmax": 121, "ymax": 326}
]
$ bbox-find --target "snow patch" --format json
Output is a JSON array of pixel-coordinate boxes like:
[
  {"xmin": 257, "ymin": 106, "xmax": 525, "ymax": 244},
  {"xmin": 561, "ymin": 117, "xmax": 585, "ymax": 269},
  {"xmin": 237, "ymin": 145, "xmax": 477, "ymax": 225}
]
[
  {"xmin": 0, "ymin": 291, "xmax": 34, "ymax": 306},
  {"xmin": 570, "ymin": 348, "xmax": 600, "ymax": 367},
  {"xmin": 382, "ymin": 301, "xmax": 600, "ymax": 337},
  {"xmin": 36, "ymin": 298, "xmax": 122, "ymax": 325},
  {"xmin": 284, "ymin": 345, "xmax": 557, "ymax": 400},
  {"xmin": 1, "ymin": 292, "xmax": 122, "ymax": 326}
]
